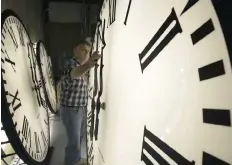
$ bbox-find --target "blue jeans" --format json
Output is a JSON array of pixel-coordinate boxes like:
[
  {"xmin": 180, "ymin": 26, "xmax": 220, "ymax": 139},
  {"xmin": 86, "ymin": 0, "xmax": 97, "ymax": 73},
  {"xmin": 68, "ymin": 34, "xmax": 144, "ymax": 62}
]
[{"xmin": 60, "ymin": 105, "xmax": 86, "ymax": 165}]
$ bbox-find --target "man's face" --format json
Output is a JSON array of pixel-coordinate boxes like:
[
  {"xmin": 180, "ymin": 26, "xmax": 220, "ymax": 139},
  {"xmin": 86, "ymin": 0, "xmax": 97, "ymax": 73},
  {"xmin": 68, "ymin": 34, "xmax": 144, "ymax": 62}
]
[{"xmin": 74, "ymin": 44, "xmax": 91, "ymax": 64}]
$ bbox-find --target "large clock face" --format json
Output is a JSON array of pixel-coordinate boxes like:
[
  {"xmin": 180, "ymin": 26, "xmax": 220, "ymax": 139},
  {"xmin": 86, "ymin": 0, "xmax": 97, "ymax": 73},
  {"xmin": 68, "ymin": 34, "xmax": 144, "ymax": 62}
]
[
  {"xmin": 87, "ymin": 0, "xmax": 232, "ymax": 165},
  {"xmin": 1, "ymin": 9, "xmax": 49, "ymax": 164},
  {"xmin": 36, "ymin": 41, "xmax": 57, "ymax": 113}
]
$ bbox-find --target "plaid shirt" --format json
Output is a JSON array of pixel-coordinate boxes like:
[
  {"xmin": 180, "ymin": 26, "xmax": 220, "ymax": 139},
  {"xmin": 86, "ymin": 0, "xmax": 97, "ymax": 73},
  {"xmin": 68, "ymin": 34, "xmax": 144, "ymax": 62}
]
[{"xmin": 60, "ymin": 58, "xmax": 88, "ymax": 107}]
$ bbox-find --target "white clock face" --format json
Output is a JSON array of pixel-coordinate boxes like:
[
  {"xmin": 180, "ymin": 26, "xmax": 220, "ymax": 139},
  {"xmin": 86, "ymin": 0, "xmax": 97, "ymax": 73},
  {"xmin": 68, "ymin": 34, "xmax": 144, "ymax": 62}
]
[
  {"xmin": 1, "ymin": 10, "xmax": 49, "ymax": 163},
  {"xmin": 37, "ymin": 42, "xmax": 57, "ymax": 113},
  {"xmin": 87, "ymin": 0, "xmax": 232, "ymax": 165}
]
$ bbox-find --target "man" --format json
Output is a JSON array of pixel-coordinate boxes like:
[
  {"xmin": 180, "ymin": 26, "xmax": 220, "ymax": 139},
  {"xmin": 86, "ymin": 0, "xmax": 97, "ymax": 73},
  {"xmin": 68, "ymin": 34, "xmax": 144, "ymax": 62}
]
[{"xmin": 60, "ymin": 39, "xmax": 101, "ymax": 165}]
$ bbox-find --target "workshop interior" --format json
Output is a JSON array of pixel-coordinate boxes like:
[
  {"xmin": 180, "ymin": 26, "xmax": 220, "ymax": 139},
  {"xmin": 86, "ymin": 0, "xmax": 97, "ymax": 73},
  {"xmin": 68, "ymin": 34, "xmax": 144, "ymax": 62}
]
[{"xmin": 1, "ymin": 0, "xmax": 232, "ymax": 165}]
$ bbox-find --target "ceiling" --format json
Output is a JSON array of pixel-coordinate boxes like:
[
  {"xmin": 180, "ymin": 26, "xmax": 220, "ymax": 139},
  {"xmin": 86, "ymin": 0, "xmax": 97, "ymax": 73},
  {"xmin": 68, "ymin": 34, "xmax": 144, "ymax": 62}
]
[{"xmin": 47, "ymin": 0, "xmax": 104, "ymax": 5}]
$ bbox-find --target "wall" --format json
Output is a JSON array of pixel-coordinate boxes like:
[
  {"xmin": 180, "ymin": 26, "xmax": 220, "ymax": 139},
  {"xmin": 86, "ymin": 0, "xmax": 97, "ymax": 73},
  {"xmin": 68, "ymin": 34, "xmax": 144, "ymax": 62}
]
[
  {"xmin": 1, "ymin": 0, "xmax": 44, "ymax": 42},
  {"xmin": 44, "ymin": 22, "xmax": 82, "ymax": 77},
  {"xmin": 44, "ymin": 2, "xmax": 99, "ymax": 78},
  {"xmin": 87, "ymin": 0, "xmax": 232, "ymax": 165}
]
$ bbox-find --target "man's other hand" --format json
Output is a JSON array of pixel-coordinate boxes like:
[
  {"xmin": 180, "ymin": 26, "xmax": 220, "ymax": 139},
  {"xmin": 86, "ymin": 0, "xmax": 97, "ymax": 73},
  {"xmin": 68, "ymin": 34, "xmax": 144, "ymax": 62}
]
[{"xmin": 86, "ymin": 51, "xmax": 101, "ymax": 68}]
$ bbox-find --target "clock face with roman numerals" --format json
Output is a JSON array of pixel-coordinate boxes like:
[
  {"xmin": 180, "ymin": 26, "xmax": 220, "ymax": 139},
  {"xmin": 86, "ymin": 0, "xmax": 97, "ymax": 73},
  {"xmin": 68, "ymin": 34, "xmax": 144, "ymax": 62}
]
[
  {"xmin": 1, "ymin": 9, "xmax": 49, "ymax": 164},
  {"xmin": 87, "ymin": 0, "xmax": 232, "ymax": 165},
  {"xmin": 36, "ymin": 41, "xmax": 57, "ymax": 113}
]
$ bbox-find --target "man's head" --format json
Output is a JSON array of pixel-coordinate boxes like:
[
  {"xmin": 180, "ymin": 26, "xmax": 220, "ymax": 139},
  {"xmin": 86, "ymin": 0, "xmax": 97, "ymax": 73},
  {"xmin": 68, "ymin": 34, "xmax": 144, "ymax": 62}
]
[{"xmin": 73, "ymin": 40, "xmax": 91, "ymax": 64}]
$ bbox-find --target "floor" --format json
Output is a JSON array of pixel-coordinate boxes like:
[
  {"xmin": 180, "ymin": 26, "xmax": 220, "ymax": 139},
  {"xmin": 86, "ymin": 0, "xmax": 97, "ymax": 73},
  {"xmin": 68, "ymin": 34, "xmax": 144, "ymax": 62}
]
[{"xmin": 48, "ymin": 110, "xmax": 87, "ymax": 165}]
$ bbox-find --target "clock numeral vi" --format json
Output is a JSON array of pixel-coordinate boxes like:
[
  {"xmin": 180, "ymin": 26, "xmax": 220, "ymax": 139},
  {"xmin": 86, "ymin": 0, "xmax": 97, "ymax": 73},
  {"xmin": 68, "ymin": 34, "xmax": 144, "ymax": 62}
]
[
  {"xmin": 22, "ymin": 116, "xmax": 31, "ymax": 147},
  {"xmin": 41, "ymin": 131, "xmax": 47, "ymax": 147},
  {"xmin": 34, "ymin": 132, "xmax": 42, "ymax": 153}
]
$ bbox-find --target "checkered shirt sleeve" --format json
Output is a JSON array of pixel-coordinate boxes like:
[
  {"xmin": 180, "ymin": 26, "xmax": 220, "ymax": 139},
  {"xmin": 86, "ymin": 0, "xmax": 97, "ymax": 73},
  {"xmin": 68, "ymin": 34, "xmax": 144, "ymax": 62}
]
[{"xmin": 60, "ymin": 58, "xmax": 88, "ymax": 106}]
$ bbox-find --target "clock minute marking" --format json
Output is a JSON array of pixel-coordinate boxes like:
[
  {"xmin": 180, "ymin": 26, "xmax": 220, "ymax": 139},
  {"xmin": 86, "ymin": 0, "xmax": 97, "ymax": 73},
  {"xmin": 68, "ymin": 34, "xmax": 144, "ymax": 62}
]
[{"xmin": 8, "ymin": 26, "xmax": 18, "ymax": 50}]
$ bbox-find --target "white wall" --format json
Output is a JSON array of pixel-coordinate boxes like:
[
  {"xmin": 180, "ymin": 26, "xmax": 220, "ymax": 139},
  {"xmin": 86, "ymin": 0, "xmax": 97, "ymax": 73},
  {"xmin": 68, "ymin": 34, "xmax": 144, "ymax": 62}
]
[{"xmin": 87, "ymin": 0, "xmax": 232, "ymax": 165}]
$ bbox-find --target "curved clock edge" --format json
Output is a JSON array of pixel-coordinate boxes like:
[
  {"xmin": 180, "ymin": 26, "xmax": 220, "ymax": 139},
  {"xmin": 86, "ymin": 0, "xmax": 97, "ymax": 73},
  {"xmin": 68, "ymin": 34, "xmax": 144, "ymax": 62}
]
[
  {"xmin": 36, "ymin": 40, "xmax": 58, "ymax": 114},
  {"xmin": 1, "ymin": 9, "xmax": 51, "ymax": 165}
]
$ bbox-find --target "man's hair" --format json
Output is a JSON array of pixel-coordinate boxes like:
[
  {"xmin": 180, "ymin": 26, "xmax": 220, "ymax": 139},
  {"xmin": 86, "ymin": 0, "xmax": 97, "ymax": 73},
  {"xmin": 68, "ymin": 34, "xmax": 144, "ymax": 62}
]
[{"xmin": 74, "ymin": 40, "xmax": 91, "ymax": 48}]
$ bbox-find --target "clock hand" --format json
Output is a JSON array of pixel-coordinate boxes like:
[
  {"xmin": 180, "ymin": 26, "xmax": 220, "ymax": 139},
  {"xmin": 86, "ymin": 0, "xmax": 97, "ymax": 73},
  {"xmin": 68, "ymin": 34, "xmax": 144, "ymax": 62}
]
[
  {"xmin": 94, "ymin": 19, "xmax": 106, "ymax": 141},
  {"xmin": 88, "ymin": 23, "xmax": 101, "ymax": 141}
]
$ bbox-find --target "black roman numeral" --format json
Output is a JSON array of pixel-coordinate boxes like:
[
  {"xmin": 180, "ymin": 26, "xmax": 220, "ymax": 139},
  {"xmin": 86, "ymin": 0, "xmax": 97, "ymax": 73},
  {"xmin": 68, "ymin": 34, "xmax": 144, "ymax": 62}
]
[
  {"xmin": 34, "ymin": 132, "xmax": 42, "ymax": 153},
  {"xmin": 203, "ymin": 108, "xmax": 231, "ymax": 126},
  {"xmin": 191, "ymin": 19, "xmax": 215, "ymax": 45},
  {"xmin": 2, "ymin": 33, "xmax": 5, "ymax": 39},
  {"xmin": 1, "ymin": 40, "xmax": 5, "ymax": 46},
  {"xmin": 180, "ymin": 0, "xmax": 199, "ymax": 16},
  {"xmin": 87, "ymin": 111, "xmax": 92, "ymax": 128},
  {"xmin": 17, "ymin": 25, "xmax": 24, "ymax": 46},
  {"xmin": 124, "ymin": 0, "xmax": 132, "ymax": 25},
  {"xmin": 8, "ymin": 26, "xmax": 18, "ymax": 50},
  {"xmin": 198, "ymin": 60, "xmax": 225, "ymax": 81},
  {"xmin": 4, "ymin": 50, "xmax": 16, "ymax": 72},
  {"xmin": 203, "ymin": 152, "xmax": 230, "ymax": 165},
  {"xmin": 139, "ymin": 8, "xmax": 182, "ymax": 73},
  {"xmin": 141, "ymin": 126, "xmax": 195, "ymax": 165},
  {"xmin": 41, "ymin": 131, "xmax": 47, "ymax": 147},
  {"xmin": 107, "ymin": 0, "xmax": 117, "ymax": 27},
  {"xmin": 211, "ymin": 0, "xmax": 232, "ymax": 70},
  {"xmin": 22, "ymin": 116, "xmax": 32, "ymax": 148},
  {"xmin": 28, "ymin": 129, "xmax": 32, "ymax": 148},
  {"xmin": 2, "ymin": 27, "xmax": 6, "ymax": 34},
  {"xmin": 22, "ymin": 116, "xmax": 29, "ymax": 139},
  {"xmin": 88, "ymin": 142, "xmax": 94, "ymax": 165},
  {"xmin": 6, "ymin": 90, "xmax": 22, "ymax": 111}
]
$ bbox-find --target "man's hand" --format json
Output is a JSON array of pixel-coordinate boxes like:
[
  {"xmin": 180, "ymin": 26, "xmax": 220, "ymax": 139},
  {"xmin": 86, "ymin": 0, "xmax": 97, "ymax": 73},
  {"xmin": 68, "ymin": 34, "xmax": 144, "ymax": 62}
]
[
  {"xmin": 86, "ymin": 51, "xmax": 102, "ymax": 68},
  {"xmin": 70, "ymin": 51, "xmax": 101, "ymax": 79}
]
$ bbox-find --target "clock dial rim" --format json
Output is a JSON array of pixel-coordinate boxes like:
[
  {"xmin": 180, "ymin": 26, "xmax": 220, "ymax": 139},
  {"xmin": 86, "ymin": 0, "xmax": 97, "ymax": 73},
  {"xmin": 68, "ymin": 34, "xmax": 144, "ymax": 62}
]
[
  {"xmin": 1, "ymin": 9, "xmax": 50, "ymax": 164},
  {"xmin": 36, "ymin": 40, "xmax": 57, "ymax": 114}
]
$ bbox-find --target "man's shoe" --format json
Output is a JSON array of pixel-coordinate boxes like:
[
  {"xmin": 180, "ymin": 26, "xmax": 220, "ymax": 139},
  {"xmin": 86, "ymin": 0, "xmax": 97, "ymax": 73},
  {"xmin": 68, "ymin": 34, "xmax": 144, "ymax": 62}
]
[{"xmin": 75, "ymin": 158, "xmax": 87, "ymax": 165}]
